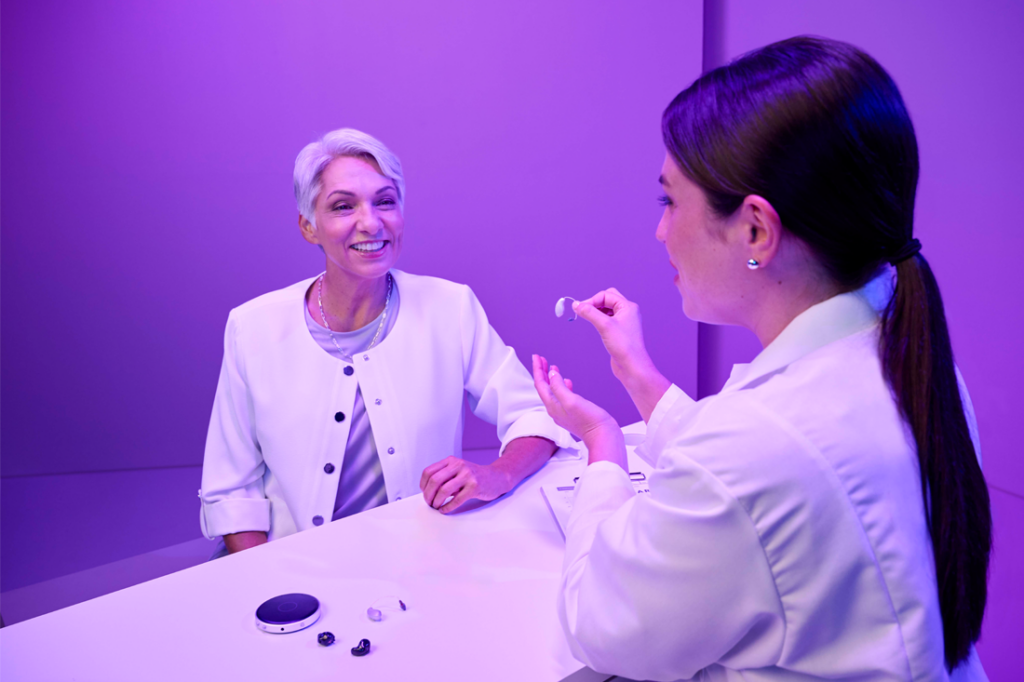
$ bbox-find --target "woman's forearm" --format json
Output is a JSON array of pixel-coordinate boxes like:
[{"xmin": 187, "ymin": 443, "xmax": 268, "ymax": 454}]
[
  {"xmin": 224, "ymin": 531, "xmax": 268, "ymax": 554},
  {"xmin": 616, "ymin": 357, "xmax": 672, "ymax": 423},
  {"xmin": 491, "ymin": 436, "xmax": 559, "ymax": 490}
]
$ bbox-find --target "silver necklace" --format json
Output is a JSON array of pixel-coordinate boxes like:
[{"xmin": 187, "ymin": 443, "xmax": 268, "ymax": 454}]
[{"xmin": 317, "ymin": 272, "xmax": 393, "ymax": 361}]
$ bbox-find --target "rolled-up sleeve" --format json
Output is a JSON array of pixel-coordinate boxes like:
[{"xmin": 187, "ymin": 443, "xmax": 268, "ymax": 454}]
[
  {"xmin": 199, "ymin": 311, "xmax": 271, "ymax": 539},
  {"xmin": 558, "ymin": 430, "xmax": 786, "ymax": 681},
  {"xmin": 458, "ymin": 286, "xmax": 575, "ymax": 454}
]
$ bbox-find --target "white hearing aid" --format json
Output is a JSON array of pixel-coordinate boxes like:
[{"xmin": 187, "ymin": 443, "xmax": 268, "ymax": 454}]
[{"xmin": 555, "ymin": 297, "xmax": 579, "ymax": 322}]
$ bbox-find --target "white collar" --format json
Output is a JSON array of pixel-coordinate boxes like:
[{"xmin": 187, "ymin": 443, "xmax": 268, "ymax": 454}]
[{"xmin": 720, "ymin": 267, "xmax": 895, "ymax": 394}]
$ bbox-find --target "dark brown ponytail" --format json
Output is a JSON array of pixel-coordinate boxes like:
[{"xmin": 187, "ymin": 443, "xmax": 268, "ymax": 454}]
[
  {"xmin": 883, "ymin": 254, "xmax": 991, "ymax": 664},
  {"xmin": 662, "ymin": 36, "xmax": 991, "ymax": 669}
]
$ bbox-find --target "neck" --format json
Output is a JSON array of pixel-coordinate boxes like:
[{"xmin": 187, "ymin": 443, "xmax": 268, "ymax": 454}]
[
  {"xmin": 310, "ymin": 266, "xmax": 390, "ymax": 333},
  {"xmin": 746, "ymin": 272, "xmax": 840, "ymax": 348}
]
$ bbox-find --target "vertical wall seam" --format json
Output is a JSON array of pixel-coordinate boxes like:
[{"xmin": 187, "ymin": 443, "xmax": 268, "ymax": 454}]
[{"xmin": 696, "ymin": 0, "xmax": 727, "ymax": 399}]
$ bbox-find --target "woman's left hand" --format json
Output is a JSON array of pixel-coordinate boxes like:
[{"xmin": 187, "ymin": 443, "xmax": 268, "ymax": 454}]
[
  {"xmin": 420, "ymin": 457, "xmax": 512, "ymax": 514},
  {"xmin": 532, "ymin": 355, "xmax": 626, "ymax": 468}
]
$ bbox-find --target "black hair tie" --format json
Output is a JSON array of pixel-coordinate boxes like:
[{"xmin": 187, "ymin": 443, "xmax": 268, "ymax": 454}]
[{"xmin": 888, "ymin": 238, "xmax": 921, "ymax": 265}]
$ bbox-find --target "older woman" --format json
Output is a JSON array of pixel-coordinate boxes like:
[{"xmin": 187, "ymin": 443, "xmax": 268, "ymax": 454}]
[
  {"xmin": 200, "ymin": 128, "xmax": 573, "ymax": 554},
  {"xmin": 533, "ymin": 38, "xmax": 990, "ymax": 680}
]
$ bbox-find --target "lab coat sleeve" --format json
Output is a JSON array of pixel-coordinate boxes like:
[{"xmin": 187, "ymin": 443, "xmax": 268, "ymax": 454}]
[
  {"xmin": 199, "ymin": 311, "xmax": 272, "ymax": 539},
  {"xmin": 558, "ymin": 427, "xmax": 786, "ymax": 681},
  {"xmin": 647, "ymin": 383, "xmax": 687, "ymax": 428},
  {"xmin": 633, "ymin": 383, "xmax": 690, "ymax": 465},
  {"xmin": 458, "ymin": 286, "xmax": 575, "ymax": 454}
]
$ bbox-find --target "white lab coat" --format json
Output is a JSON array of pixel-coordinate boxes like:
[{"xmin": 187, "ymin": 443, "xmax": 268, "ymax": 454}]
[
  {"xmin": 200, "ymin": 269, "xmax": 573, "ymax": 541},
  {"xmin": 560, "ymin": 277, "xmax": 989, "ymax": 681}
]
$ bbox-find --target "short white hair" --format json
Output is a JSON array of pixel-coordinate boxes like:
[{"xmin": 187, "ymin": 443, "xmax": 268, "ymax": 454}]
[{"xmin": 293, "ymin": 128, "xmax": 405, "ymax": 228}]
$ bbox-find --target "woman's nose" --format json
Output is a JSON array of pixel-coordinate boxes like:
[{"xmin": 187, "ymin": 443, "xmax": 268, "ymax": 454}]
[
  {"xmin": 357, "ymin": 205, "xmax": 385, "ymax": 233},
  {"xmin": 655, "ymin": 216, "xmax": 668, "ymax": 243}
]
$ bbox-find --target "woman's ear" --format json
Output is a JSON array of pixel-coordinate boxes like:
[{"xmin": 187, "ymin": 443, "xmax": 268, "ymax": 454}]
[
  {"xmin": 298, "ymin": 214, "xmax": 319, "ymax": 246},
  {"xmin": 739, "ymin": 195, "xmax": 783, "ymax": 267}
]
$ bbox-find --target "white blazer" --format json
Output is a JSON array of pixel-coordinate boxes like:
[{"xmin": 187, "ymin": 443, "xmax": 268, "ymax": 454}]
[
  {"xmin": 559, "ymin": 277, "xmax": 988, "ymax": 681},
  {"xmin": 200, "ymin": 270, "xmax": 573, "ymax": 541}
]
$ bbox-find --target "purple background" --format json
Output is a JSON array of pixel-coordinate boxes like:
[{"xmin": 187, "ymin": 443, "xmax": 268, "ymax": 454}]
[
  {"xmin": 0, "ymin": 0, "xmax": 700, "ymax": 478},
  {"xmin": 2, "ymin": 0, "xmax": 1021, "ymax": 675},
  {"xmin": 1, "ymin": 0, "xmax": 700, "ymax": 585}
]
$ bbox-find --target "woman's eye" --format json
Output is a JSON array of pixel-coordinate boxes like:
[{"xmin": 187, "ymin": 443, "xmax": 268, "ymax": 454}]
[
  {"xmin": 657, "ymin": 195, "xmax": 673, "ymax": 207},
  {"xmin": 377, "ymin": 198, "xmax": 396, "ymax": 208},
  {"xmin": 332, "ymin": 203, "xmax": 353, "ymax": 211}
]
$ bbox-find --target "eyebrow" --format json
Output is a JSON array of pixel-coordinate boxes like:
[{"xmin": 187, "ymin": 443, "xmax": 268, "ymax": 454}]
[
  {"xmin": 327, "ymin": 186, "xmax": 397, "ymax": 200},
  {"xmin": 658, "ymin": 174, "xmax": 670, "ymax": 187}
]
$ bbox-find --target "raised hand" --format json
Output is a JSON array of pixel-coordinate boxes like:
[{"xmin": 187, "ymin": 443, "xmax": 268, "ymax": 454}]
[
  {"xmin": 572, "ymin": 288, "xmax": 651, "ymax": 383},
  {"xmin": 532, "ymin": 354, "xmax": 626, "ymax": 469},
  {"xmin": 572, "ymin": 289, "xmax": 672, "ymax": 423}
]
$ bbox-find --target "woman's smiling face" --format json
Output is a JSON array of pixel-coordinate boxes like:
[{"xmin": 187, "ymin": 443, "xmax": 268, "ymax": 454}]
[{"xmin": 301, "ymin": 155, "xmax": 403, "ymax": 281}]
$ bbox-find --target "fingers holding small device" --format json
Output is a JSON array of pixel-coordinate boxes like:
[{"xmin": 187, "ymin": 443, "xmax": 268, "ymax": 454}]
[
  {"xmin": 576, "ymin": 288, "xmax": 628, "ymax": 322},
  {"xmin": 570, "ymin": 289, "xmax": 658, "ymax": 387},
  {"xmin": 555, "ymin": 297, "xmax": 579, "ymax": 322}
]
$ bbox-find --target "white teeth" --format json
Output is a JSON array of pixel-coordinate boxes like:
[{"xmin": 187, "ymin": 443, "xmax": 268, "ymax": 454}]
[{"xmin": 351, "ymin": 241, "xmax": 386, "ymax": 252}]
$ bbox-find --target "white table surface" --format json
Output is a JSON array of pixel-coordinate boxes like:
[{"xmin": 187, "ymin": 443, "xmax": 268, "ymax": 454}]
[{"xmin": 1, "ymin": 426, "xmax": 651, "ymax": 682}]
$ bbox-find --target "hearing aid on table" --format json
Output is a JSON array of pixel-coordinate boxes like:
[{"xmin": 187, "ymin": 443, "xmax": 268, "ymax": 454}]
[{"xmin": 366, "ymin": 596, "xmax": 407, "ymax": 622}]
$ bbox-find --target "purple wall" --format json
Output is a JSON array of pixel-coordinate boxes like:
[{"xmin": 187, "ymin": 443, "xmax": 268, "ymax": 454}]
[
  {"xmin": 1, "ymin": 0, "xmax": 702, "ymax": 588},
  {"xmin": 709, "ymin": 0, "xmax": 1024, "ymax": 677}
]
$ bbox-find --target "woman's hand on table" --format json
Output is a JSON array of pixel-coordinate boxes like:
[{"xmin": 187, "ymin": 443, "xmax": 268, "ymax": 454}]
[
  {"xmin": 420, "ymin": 438, "xmax": 558, "ymax": 514},
  {"xmin": 532, "ymin": 354, "xmax": 627, "ymax": 470},
  {"xmin": 420, "ymin": 457, "xmax": 513, "ymax": 514},
  {"xmin": 572, "ymin": 289, "xmax": 671, "ymax": 423}
]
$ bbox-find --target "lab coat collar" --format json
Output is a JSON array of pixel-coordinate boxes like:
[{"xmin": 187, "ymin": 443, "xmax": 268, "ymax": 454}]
[{"xmin": 720, "ymin": 268, "xmax": 895, "ymax": 394}]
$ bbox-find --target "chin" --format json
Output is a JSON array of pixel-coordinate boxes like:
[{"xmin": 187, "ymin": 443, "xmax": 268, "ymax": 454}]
[
  {"xmin": 350, "ymin": 253, "xmax": 395, "ymax": 275},
  {"xmin": 677, "ymin": 287, "xmax": 692, "ymax": 314},
  {"xmin": 679, "ymin": 295, "xmax": 707, "ymax": 324}
]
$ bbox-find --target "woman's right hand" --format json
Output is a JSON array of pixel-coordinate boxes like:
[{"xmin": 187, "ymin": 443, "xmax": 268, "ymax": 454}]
[
  {"xmin": 573, "ymin": 288, "xmax": 653, "ymax": 382},
  {"xmin": 573, "ymin": 288, "xmax": 672, "ymax": 423}
]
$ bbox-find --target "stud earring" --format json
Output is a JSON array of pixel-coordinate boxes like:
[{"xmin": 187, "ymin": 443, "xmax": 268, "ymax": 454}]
[{"xmin": 747, "ymin": 259, "xmax": 760, "ymax": 270}]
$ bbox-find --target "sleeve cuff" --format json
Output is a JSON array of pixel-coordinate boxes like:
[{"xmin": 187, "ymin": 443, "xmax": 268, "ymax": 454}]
[
  {"xmin": 648, "ymin": 384, "xmax": 686, "ymax": 433},
  {"xmin": 569, "ymin": 461, "xmax": 635, "ymax": 525},
  {"xmin": 563, "ymin": 461, "xmax": 635, "ymax": 569},
  {"xmin": 634, "ymin": 384, "xmax": 689, "ymax": 466},
  {"xmin": 200, "ymin": 497, "xmax": 271, "ymax": 539},
  {"xmin": 498, "ymin": 409, "xmax": 577, "ymax": 455}
]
